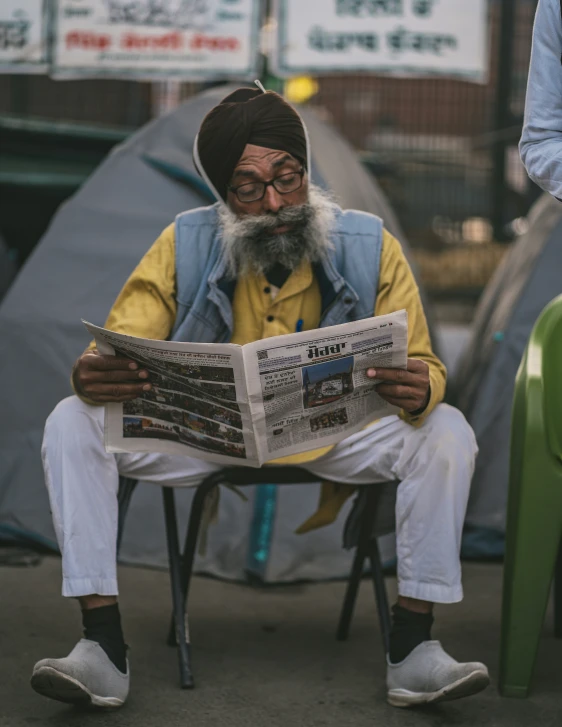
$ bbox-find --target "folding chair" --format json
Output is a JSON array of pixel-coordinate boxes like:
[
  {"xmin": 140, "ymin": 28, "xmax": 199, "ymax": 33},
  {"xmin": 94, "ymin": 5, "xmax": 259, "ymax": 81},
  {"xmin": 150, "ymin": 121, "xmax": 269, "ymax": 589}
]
[{"xmin": 117, "ymin": 467, "xmax": 395, "ymax": 689}]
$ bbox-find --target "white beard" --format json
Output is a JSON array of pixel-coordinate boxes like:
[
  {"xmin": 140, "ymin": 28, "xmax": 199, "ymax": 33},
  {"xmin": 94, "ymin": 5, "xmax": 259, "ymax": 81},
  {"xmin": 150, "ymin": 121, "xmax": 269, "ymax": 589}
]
[{"xmin": 217, "ymin": 184, "xmax": 337, "ymax": 278}]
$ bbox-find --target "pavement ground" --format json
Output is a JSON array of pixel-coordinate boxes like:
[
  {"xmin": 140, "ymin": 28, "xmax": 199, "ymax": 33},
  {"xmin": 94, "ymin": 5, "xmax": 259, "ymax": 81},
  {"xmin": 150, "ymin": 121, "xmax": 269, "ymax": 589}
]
[{"xmin": 1, "ymin": 556, "xmax": 561, "ymax": 727}]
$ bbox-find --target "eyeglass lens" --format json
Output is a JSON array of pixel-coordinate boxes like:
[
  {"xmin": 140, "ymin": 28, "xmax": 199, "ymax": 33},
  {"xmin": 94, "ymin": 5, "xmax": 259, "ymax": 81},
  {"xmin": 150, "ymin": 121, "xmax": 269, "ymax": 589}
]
[{"xmin": 235, "ymin": 171, "xmax": 302, "ymax": 202}]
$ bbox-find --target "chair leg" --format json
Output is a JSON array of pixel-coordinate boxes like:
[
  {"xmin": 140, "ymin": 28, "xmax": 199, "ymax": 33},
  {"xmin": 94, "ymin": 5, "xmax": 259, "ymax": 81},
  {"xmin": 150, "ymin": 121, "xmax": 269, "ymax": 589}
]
[
  {"xmin": 367, "ymin": 538, "xmax": 391, "ymax": 654},
  {"xmin": 554, "ymin": 539, "xmax": 562, "ymax": 639},
  {"xmin": 116, "ymin": 477, "xmax": 138, "ymax": 555},
  {"xmin": 499, "ymin": 470, "xmax": 562, "ymax": 697},
  {"xmin": 336, "ymin": 544, "xmax": 367, "ymax": 641},
  {"xmin": 162, "ymin": 488, "xmax": 194, "ymax": 689},
  {"xmin": 336, "ymin": 486, "xmax": 382, "ymax": 641},
  {"xmin": 166, "ymin": 477, "xmax": 222, "ymax": 648}
]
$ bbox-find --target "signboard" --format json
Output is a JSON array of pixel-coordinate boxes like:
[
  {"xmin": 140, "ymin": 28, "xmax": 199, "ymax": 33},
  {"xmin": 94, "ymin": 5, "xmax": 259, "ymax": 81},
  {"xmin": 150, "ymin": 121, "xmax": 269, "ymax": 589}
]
[
  {"xmin": 51, "ymin": 0, "xmax": 262, "ymax": 80},
  {"xmin": 0, "ymin": 0, "xmax": 48, "ymax": 73},
  {"xmin": 273, "ymin": 0, "xmax": 489, "ymax": 83}
]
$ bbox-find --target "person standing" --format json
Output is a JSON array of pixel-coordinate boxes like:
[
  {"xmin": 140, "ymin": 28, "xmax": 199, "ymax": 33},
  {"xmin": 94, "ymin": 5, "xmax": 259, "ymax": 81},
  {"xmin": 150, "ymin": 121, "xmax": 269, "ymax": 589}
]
[{"xmin": 520, "ymin": 0, "xmax": 562, "ymax": 197}]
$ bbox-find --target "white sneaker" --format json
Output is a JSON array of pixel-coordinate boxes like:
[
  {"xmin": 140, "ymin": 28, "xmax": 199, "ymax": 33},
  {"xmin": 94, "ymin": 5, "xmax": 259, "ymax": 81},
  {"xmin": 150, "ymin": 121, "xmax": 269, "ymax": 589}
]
[
  {"xmin": 386, "ymin": 640, "xmax": 490, "ymax": 708},
  {"xmin": 31, "ymin": 639, "xmax": 129, "ymax": 708}
]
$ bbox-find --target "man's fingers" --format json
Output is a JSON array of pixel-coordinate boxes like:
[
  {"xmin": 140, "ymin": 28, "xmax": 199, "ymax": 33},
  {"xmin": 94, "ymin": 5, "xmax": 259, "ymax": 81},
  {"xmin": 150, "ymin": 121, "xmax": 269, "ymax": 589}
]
[
  {"xmin": 367, "ymin": 359, "xmax": 429, "ymax": 413},
  {"xmin": 82, "ymin": 382, "xmax": 151, "ymax": 399},
  {"xmin": 375, "ymin": 383, "xmax": 417, "ymax": 400},
  {"xmin": 368, "ymin": 367, "xmax": 417, "ymax": 384},
  {"xmin": 367, "ymin": 359, "xmax": 429, "ymax": 383},
  {"xmin": 378, "ymin": 395, "xmax": 412, "ymax": 409},
  {"xmin": 83, "ymin": 353, "xmax": 140, "ymax": 371},
  {"xmin": 80, "ymin": 369, "xmax": 149, "ymax": 384},
  {"xmin": 406, "ymin": 358, "xmax": 429, "ymax": 372}
]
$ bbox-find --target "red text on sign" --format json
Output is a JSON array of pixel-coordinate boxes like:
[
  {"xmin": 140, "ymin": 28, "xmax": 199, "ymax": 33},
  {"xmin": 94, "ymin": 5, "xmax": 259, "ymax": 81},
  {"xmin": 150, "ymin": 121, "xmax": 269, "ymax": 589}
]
[{"xmin": 66, "ymin": 32, "xmax": 112, "ymax": 50}]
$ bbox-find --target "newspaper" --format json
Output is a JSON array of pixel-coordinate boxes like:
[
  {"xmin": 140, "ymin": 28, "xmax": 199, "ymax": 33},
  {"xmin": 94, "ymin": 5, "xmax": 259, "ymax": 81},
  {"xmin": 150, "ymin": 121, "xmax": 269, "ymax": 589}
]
[{"xmin": 84, "ymin": 309, "xmax": 408, "ymax": 468}]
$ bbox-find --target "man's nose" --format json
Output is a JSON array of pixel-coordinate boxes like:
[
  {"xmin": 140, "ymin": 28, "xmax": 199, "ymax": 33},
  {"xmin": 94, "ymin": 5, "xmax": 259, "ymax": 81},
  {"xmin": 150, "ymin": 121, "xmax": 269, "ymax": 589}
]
[{"xmin": 262, "ymin": 184, "xmax": 283, "ymax": 213}]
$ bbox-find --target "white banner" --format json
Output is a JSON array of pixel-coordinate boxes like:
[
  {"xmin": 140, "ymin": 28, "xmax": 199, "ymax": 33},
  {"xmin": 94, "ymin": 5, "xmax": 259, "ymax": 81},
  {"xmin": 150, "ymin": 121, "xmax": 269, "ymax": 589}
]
[
  {"xmin": 51, "ymin": 0, "xmax": 262, "ymax": 80},
  {"xmin": 0, "ymin": 0, "xmax": 48, "ymax": 73},
  {"xmin": 273, "ymin": 0, "xmax": 489, "ymax": 83}
]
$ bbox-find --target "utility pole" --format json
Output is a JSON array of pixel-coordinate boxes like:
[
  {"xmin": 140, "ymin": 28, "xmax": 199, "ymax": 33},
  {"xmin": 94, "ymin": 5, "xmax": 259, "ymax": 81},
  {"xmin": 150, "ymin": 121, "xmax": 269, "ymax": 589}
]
[{"xmin": 491, "ymin": 0, "xmax": 517, "ymax": 242}]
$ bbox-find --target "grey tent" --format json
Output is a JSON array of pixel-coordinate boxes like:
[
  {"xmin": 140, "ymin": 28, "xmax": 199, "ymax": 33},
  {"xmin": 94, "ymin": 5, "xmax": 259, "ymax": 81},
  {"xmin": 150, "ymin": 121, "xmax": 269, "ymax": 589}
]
[
  {"xmin": 0, "ymin": 85, "xmax": 424, "ymax": 581},
  {"xmin": 0, "ymin": 234, "xmax": 17, "ymax": 301},
  {"xmin": 457, "ymin": 193, "xmax": 562, "ymax": 556}
]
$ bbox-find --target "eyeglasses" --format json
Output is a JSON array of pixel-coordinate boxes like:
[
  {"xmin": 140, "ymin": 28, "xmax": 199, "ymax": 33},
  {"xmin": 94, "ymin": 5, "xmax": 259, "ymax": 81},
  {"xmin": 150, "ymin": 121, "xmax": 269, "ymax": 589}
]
[{"xmin": 228, "ymin": 168, "xmax": 304, "ymax": 203}]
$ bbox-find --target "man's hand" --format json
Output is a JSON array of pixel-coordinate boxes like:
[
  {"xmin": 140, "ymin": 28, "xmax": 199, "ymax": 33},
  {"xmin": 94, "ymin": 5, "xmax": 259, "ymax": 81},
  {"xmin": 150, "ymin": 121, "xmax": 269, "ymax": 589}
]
[
  {"xmin": 72, "ymin": 349, "xmax": 152, "ymax": 403},
  {"xmin": 367, "ymin": 358, "xmax": 430, "ymax": 414}
]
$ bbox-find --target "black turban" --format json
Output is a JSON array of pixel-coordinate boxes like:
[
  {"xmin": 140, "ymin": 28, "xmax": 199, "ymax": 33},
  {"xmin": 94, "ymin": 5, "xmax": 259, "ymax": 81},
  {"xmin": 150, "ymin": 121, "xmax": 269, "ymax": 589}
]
[{"xmin": 194, "ymin": 88, "xmax": 308, "ymax": 203}]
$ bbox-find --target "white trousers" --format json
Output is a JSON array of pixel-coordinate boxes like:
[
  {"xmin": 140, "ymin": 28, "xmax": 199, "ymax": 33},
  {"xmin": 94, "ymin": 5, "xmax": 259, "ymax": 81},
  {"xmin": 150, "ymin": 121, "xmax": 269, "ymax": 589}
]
[{"xmin": 42, "ymin": 396, "xmax": 477, "ymax": 604}]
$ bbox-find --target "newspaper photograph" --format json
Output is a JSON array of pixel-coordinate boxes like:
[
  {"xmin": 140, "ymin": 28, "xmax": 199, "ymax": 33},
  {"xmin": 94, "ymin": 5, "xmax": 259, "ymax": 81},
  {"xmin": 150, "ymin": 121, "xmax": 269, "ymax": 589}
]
[
  {"xmin": 83, "ymin": 322, "xmax": 259, "ymax": 466},
  {"xmin": 83, "ymin": 309, "xmax": 408, "ymax": 467},
  {"xmin": 243, "ymin": 309, "xmax": 408, "ymax": 462}
]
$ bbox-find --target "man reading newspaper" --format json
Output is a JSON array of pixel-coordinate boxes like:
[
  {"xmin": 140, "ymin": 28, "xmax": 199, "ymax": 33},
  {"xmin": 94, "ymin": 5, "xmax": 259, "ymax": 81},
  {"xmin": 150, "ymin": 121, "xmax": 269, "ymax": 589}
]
[{"xmin": 33, "ymin": 85, "xmax": 489, "ymax": 709}]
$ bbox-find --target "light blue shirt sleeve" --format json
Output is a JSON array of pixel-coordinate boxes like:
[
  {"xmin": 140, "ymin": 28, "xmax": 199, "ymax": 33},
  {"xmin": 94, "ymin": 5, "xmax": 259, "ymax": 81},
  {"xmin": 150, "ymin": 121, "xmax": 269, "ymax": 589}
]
[{"xmin": 520, "ymin": 0, "xmax": 562, "ymax": 198}]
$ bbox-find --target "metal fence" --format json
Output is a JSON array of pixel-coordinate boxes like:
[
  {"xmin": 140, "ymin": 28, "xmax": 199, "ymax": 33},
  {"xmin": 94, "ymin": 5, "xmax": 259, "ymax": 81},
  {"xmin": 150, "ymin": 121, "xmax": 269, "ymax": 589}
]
[
  {"xmin": 0, "ymin": 0, "xmax": 540, "ymax": 253},
  {"xmin": 309, "ymin": 0, "xmax": 539, "ymax": 248}
]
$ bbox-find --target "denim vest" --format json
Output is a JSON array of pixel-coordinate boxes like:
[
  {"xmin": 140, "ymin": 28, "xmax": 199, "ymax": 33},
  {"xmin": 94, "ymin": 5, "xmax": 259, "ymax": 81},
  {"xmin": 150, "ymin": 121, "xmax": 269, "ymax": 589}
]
[{"xmin": 171, "ymin": 203, "xmax": 383, "ymax": 343}]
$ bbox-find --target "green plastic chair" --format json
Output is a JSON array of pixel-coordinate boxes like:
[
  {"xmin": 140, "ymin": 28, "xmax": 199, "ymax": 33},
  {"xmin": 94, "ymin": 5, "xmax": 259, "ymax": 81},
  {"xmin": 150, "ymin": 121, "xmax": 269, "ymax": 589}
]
[{"xmin": 499, "ymin": 294, "xmax": 562, "ymax": 698}]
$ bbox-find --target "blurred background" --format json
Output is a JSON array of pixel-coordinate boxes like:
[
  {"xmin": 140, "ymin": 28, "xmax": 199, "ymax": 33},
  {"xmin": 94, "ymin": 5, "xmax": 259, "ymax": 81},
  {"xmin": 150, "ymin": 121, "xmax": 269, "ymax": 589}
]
[
  {"xmin": 0, "ymin": 0, "xmax": 539, "ymax": 321},
  {"xmin": 3, "ymin": 6, "xmax": 562, "ymax": 718},
  {"xmin": 0, "ymin": 0, "xmax": 554, "ymax": 569}
]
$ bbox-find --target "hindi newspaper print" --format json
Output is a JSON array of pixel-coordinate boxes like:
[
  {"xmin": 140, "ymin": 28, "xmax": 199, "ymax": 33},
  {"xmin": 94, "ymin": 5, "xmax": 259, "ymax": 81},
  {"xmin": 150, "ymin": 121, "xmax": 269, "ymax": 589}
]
[{"xmin": 85, "ymin": 309, "xmax": 408, "ymax": 467}]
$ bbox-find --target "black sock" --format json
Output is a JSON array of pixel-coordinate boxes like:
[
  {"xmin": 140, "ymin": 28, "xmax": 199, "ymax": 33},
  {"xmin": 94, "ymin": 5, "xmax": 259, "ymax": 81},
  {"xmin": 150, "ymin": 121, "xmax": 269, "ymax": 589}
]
[
  {"xmin": 388, "ymin": 604, "xmax": 434, "ymax": 664},
  {"xmin": 82, "ymin": 604, "xmax": 128, "ymax": 674}
]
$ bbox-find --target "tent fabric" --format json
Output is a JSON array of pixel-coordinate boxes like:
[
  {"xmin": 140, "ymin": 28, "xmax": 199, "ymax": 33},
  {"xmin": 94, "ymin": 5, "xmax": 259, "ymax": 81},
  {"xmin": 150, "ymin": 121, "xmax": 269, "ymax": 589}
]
[
  {"xmin": 0, "ymin": 85, "xmax": 421, "ymax": 582},
  {"xmin": 457, "ymin": 192, "xmax": 562, "ymax": 537},
  {"xmin": 0, "ymin": 235, "xmax": 17, "ymax": 301}
]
